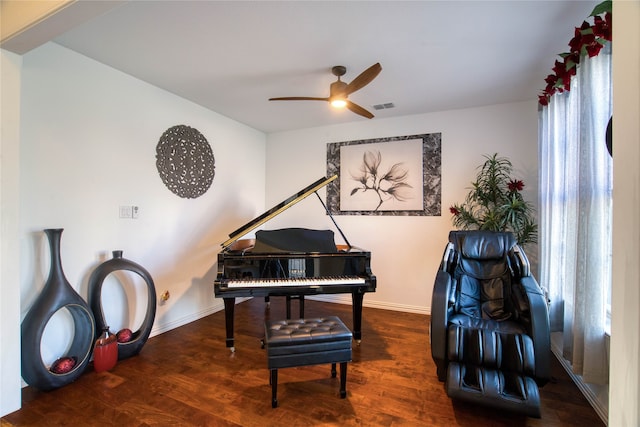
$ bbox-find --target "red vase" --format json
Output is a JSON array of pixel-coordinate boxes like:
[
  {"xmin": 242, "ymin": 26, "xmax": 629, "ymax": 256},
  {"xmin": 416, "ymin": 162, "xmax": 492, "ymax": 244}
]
[{"xmin": 93, "ymin": 328, "xmax": 117, "ymax": 372}]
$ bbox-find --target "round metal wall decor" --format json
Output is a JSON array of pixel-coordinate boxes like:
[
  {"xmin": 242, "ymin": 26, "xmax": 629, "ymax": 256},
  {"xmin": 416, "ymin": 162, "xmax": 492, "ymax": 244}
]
[{"xmin": 155, "ymin": 125, "xmax": 215, "ymax": 199}]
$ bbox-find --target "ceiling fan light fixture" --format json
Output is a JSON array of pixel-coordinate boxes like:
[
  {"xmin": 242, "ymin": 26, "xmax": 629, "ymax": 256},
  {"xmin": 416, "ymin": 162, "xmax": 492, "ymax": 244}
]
[
  {"xmin": 330, "ymin": 98, "xmax": 347, "ymax": 108},
  {"xmin": 269, "ymin": 62, "xmax": 381, "ymax": 119}
]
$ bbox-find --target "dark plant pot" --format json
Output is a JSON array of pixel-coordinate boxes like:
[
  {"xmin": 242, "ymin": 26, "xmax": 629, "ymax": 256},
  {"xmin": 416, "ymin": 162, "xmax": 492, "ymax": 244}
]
[
  {"xmin": 88, "ymin": 250, "xmax": 156, "ymax": 360},
  {"xmin": 21, "ymin": 228, "xmax": 95, "ymax": 391}
]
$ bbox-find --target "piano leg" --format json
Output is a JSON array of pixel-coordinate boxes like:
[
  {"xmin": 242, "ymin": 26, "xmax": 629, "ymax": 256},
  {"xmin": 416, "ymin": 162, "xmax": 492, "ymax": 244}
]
[
  {"xmin": 285, "ymin": 295, "xmax": 306, "ymax": 319},
  {"xmin": 351, "ymin": 292, "xmax": 364, "ymax": 344},
  {"xmin": 223, "ymin": 297, "xmax": 236, "ymax": 352},
  {"xmin": 285, "ymin": 296, "xmax": 292, "ymax": 319}
]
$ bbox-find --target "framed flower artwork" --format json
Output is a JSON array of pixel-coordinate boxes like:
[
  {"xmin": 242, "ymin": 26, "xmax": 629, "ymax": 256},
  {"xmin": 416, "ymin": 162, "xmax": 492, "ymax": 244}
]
[{"xmin": 326, "ymin": 133, "xmax": 441, "ymax": 216}]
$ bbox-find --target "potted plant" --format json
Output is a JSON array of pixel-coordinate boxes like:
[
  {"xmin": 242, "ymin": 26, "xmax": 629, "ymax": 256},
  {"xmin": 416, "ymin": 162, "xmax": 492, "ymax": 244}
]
[{"xmin": 449, "ymin": 153, "xmax": 537, "ymax": 246}]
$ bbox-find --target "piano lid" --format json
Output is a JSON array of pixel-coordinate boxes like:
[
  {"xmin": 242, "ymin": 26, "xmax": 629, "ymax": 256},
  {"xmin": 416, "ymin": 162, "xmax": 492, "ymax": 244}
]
[{"xmin": 221, "ymin": 175, "xmax": 338, "ymax": 249}]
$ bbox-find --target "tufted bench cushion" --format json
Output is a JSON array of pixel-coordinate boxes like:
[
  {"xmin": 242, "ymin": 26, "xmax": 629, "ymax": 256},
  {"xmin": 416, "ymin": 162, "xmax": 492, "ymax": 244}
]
[
  {"xmin": 265, "ymin": 317, "xmax": 353, "ymax": 368},
  {"xmin": 264, "ymin": 316, "xmax": 352, "ymax": 407}
]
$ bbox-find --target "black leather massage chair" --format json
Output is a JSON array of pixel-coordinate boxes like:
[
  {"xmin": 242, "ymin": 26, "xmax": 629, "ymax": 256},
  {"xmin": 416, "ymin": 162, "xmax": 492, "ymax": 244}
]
[{"xmin": 430, "ymin": 231, "xmax": 551, "ymax": 417}]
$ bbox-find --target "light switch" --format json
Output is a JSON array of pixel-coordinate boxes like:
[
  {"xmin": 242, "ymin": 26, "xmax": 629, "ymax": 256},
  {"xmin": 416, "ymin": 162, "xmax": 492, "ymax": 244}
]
[{"xmin": 119, "ymin": 206, "xmax": 132, "ymax": 219}]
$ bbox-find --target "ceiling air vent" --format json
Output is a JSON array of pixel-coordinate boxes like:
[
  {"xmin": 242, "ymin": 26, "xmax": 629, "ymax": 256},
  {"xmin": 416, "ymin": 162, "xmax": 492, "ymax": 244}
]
[{"xmin": 372, "ymin": 102, "xmax": 395, "ymax": 110}]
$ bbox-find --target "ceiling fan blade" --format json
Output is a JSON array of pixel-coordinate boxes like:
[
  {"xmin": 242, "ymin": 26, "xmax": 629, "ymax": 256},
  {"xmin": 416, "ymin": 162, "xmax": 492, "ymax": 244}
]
[
  {"xmin": 345, "ymin": 63, "xmax": 382, "ymax": 95},
  {"xmin": 346, "ymin": 100, "xmax": 374, "ymax": 119},
  {"xmin": 269, "ymin": 97, "xmax": 328, "ymax": 101}
]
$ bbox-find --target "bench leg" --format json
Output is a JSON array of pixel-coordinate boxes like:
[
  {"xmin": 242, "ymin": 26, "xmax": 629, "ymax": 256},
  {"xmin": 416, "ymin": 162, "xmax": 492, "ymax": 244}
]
[
  {"xmin": 331, "ymin": 363, "xmax": 337, "ymax": 378},
  {"xmin": 271, "ymin": 369, "xmax": 278, "ymax": 408},
  {"xmin": 339, "ymin": 362, "xmax": 347, "ymax": 398}
]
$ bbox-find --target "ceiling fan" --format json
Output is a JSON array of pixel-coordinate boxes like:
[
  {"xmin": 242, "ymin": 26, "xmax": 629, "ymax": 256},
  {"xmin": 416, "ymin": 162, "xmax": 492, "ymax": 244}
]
[{"xmin": 269, "ymin": 63, "xmax": 382, "ymax": 119}]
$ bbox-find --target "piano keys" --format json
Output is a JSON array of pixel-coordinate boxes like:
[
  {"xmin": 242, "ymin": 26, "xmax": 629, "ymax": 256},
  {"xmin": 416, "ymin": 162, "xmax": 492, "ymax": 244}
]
[
  {"xmin": 214, "ymin": 175, "xmax": 376, "ymax": 351},
  {"xmin": 226, "ymin": 276, "xmax": 366, "ymax": 288}
]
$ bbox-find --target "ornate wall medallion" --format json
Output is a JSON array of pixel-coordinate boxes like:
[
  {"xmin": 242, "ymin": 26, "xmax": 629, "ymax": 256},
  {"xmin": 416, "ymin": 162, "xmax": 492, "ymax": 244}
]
[{"xmin": 156, "ymin": 125, "xmax": 215, "ymax": 199}]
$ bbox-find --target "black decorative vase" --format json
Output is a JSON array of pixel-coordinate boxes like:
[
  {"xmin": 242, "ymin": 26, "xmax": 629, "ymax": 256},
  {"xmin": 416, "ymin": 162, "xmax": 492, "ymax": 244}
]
[
  {"xmin": 21, "ymin": 228, "xmax": 95, "ymax": 391},
  {"xmin": 88, "ymin": 250, "xmax": 156, "ymax": 360}
]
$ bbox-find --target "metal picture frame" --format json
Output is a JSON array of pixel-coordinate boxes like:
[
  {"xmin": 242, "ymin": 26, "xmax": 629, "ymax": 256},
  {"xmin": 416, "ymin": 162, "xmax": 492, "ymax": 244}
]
[{"xmin": 326, "ymin": 133, "xmax": 441, "ymax": 216}]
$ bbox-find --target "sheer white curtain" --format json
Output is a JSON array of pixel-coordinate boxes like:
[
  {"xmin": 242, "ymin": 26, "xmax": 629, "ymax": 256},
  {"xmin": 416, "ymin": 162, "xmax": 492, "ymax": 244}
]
[{"xmin": 538, "ymin": 44, "xmax": 612, "ymax": 385}]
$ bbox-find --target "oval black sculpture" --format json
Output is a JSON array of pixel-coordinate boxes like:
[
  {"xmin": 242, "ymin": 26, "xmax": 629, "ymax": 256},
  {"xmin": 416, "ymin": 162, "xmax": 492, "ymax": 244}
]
[
  {"xmin": 606, "ymin": 116, "xmax": 613, "ymax": 157},
  {"xmin": 88, "ymin": 250, "xmax": 156, "ymax": 360},
  {"xmin": 21, "ymin": 228, "xmax": 95, "ymax": 391}
]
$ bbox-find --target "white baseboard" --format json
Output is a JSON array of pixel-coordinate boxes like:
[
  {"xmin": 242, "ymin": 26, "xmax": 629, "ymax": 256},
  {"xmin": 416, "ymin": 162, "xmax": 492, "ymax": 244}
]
[
  {"xmin": 149, "ymin": 295, "xmax": 430, "ymax": 339},
  {"xmin": 550, "ymin": 334, "xmax": 609, "ymax": 425},
  {"xmin": 302, "ymin": 294, "xmax": 430, "ymax": 315},
  {"xmin": 149, "ymin": 304, "xmax": 222, "ymax": 337},
  {"xmin": 149, "ymin": 297, "xmax": 250, "ymax": 337}
]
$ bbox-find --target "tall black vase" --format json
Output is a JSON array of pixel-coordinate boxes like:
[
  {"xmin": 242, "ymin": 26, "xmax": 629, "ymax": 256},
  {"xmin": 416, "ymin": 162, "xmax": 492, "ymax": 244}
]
[
  {"xmin": 88, "ymin": 250, "xmax": 156, "ymax": 360},
  {"xmin": 21, "ymin": 228, "xmax": 95, "ymax": 391}
]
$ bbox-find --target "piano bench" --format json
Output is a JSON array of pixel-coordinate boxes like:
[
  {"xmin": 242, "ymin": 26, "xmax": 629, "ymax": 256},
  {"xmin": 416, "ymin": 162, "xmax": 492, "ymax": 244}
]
[{"xmin": 264, "ymin": 316, "xmax": 352, "ymax": 408}]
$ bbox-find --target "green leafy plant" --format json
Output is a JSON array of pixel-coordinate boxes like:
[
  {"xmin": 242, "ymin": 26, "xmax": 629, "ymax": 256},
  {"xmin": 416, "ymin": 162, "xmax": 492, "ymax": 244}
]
[{"xmin": 449, "ymin": 153, "xmax": 537, "ymax": 245}]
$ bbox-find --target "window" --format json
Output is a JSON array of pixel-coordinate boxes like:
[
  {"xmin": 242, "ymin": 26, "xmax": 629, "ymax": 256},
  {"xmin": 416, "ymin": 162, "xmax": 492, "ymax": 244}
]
[{"xmin": 538, "ymin": 43, "xmax": 612, "ymax": 385}]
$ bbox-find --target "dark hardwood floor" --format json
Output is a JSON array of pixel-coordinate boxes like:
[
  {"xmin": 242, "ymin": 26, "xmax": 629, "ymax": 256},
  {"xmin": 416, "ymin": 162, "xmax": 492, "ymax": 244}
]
[{"xmin": 2, "ymin": 298, "xmax": 604, "ymax": 426}]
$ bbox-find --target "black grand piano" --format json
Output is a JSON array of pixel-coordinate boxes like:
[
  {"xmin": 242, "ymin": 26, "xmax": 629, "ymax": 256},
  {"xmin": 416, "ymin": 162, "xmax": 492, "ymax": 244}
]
[{"xmin": 214, "ymin": 175, "xmax": 376, "ymax": 351}]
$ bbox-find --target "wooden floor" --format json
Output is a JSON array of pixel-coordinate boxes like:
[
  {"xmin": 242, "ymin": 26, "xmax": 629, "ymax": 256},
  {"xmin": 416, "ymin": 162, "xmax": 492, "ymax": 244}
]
[{"xmin": 3, "ymin": 298, "xmax": 605, "ymax": 427}]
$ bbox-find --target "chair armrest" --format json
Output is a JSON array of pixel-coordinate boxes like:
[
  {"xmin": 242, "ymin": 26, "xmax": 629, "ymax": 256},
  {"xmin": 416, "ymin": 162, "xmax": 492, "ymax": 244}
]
[
  {"xmin": 519, "ymin": 276, "xmax": 551, "ymax": 385},
  {"xmin": 440, "ymin": 242, "xmax": 455, "ymax": 272},
  {"xmin": 511, "ymin": 245, "xmax": 531, "ymax": 277},
  {"xmin": 431, "ymin": 270, "xmax": 453, "ymax": 381}
]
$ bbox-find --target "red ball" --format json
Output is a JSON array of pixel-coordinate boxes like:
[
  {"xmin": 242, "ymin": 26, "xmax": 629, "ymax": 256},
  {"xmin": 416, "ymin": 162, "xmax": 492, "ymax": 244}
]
[
  {"xmin": 116, "ymin": 328, "xmax": 133, "ymax": 343},
  {"xmin": 50, "ymin": 356, "xmax": 77, "ymax": 374}
]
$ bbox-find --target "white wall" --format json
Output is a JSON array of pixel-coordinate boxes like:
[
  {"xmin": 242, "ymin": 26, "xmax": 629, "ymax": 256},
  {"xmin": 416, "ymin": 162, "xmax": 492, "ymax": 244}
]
[
  {"xmin": 15, "ymin": 42, "xmax": 266, "ymax": 377},
  {"xmin": 0, "ymin": 49, "xmax": 23, "ymax": 417},
  {"xmin": 2, "ymin": 43, "xmax": 542, "ymax": 414},
  {"xmin": 610, "ymin": 1, "xmax": 640, "ymax": 426},
  {"xmin": 5, "ymin": 11, "xmax": 637, "ymax": 423},
  {"xmin": 265, "ymin": 101, "xmax": 539, "ymax": 312}
]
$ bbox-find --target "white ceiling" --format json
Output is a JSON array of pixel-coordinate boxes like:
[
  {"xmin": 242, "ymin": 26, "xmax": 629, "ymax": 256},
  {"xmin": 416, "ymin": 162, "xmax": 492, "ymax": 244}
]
[{"xmin": 7, "ymin": 1, "xmax": 598, "ymax": 133}]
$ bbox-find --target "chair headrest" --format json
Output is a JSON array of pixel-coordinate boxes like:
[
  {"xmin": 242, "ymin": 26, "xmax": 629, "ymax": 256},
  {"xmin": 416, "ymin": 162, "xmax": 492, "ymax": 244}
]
[{"xmin": 450, "ymin": 231, "xmax": 516, "ymax": 260}]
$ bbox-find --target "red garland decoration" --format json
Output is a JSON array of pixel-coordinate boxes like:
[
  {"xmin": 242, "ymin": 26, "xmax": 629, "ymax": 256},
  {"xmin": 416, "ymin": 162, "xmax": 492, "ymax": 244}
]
[{"xmin": 538, "ymin": 1, "xmax": 612, "ymax": 106}]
